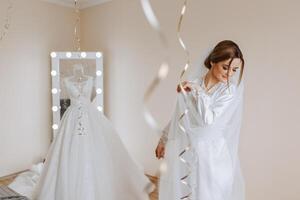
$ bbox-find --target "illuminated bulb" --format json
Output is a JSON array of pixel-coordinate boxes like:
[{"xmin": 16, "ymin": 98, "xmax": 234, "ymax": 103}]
[
  {"xmin": 66, "ymin": 52, "xmax": 72, "ymax": 58},
  {"xmin": 52, "ymin": 124, "xmax": 58, "ymax": 130},
  {"xmin": 81, "ymin": 52, "xmax": 87, "ymax": 58},
  {"xmin": 97, "ymin": 106, "xmax": 103, "ymax": 112},
  {"xmin": 96, "ymin": 88, "xmax": 103, "ymax": 94},
  {"xmin": 96, "ymin": 52, "xmax": 102, "ymax": 58},
  {"xmin": 51, "ymin": 70, "xmax": 57, "ymax": 76},
  {"xmin": 51, "ymin": 88, "xmax": 58, "ymax": 94},
  {"xmin": 52, "ymin": 106, "xmax": 58, "ymax": 112},
  {"xmin": 50, "ymin": 52, "xmax": 57, "ymax": 58},
  {"xmin": 96, "ymin": 70, "xmax": 102, "ymax": 76}
]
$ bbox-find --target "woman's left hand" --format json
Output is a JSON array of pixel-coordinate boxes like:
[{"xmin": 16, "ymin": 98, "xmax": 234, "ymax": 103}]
[
  {"xmin": 177, "ymin": 81, "xmax": 193, "ymax": 93},
  {"xmin": 155, "ymin": 141, "xmax": 165, "ymax": 159}
]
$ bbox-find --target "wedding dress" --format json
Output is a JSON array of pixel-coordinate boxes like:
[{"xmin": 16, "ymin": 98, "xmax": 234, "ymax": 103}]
[
  {"xmin": 11, "ymin": 75, "xmax": 153, "ymax": 200},
  {"xmin": 159, "ymin": 76, "xmax": 245, "ymax": 200}
]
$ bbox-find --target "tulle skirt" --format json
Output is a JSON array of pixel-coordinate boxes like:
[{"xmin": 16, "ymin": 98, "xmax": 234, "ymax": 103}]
[{"xmin": 31, "ymin": 103, "xmax": 153, "ymax": 200}]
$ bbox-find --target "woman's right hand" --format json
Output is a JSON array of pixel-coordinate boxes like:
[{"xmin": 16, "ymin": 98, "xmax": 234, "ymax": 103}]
[
  {"xmin": 177, "ymin": 81, "xmax": 192, "ymax": 93},
  {"xmin": 155, "ymin": 141, "xmax": 165, "ymax": 159}
]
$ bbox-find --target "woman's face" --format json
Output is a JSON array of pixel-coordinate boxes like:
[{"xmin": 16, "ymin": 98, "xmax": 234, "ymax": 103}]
[{"xmin": 211, "ymin": 58, "xmax": 242, "ymax": 83}]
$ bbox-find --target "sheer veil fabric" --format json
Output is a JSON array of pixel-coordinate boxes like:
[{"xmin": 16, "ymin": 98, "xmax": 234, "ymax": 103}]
[{"xmin": 159, "ymin": 66, "xmax": 245, "ymax": 200}]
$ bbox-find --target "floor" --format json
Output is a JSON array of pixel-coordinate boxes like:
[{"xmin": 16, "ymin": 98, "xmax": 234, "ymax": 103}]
[
  {"xmin": 0, "ymin": 172, "xmax": 159, "ymax": 200},
  {"xmin": 0, "ymin": 173, "xmax": 20, "ymax": 186}
]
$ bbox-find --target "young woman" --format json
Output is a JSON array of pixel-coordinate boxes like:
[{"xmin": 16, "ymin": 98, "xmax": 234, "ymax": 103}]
[{"xmin": 156, "ymin": 40, "xmax": 245, "ymax": 200}]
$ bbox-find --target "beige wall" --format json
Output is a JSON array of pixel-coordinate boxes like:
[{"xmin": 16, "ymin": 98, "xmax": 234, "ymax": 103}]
[
  {"xmin": 81, "ymin": 0, "xmax": 300, "ymax": 199},
  {"xmin": 0, "ymin": 0, "xmax": 75, "ymax": 176},
  {"xmin": 0, "ymin": 0, "xmax": 299, "ymax": 199}
]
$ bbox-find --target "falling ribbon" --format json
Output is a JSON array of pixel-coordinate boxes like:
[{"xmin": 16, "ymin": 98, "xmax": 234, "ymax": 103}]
[
  {"xmin": 177, "ymin": 0, "xmax": 194, "ymax": 199},
  {"xmin": 140, "ymin": 0, "xmax": 169, "ymax": 134},
  {"xmin": 0, "ymin": 0, "xmax": 13, "ymax": 43},
  {"xmin": 74, "ymin": 0, "xmax": 81, "ymax": 51},
  {"xmin": 140, "ymin": 0, "xmax": 194, "ymax": 199}
]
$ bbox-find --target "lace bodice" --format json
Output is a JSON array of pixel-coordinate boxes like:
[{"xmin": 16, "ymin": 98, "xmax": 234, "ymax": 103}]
[
  {"xmin": 63, "ymin": 76, "xmax": 94, "ymax": 136},
  {"xmin": 64, "ymin": 76, "xmax": 93, "ymax": 106}
]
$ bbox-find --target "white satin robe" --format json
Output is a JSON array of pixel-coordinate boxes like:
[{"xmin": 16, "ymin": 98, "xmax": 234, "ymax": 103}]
[{"xmin": 159, "ymin": 77, "xmax": 245, "ymax": 200}]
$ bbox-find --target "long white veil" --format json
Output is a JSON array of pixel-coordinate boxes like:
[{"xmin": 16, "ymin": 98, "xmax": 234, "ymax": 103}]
[{"xmin": 159, "ymin": 64, "xmax": 245, "ymax": 200}]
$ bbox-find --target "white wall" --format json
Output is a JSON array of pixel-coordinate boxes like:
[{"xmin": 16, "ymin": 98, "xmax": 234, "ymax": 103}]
[
  {"xmin": 80, "ymin": 0, "xmax": 300, "ymax": 200},
  {"xmin": 0, "ymin": 0, "xmax": 75, "ymax": 176}
]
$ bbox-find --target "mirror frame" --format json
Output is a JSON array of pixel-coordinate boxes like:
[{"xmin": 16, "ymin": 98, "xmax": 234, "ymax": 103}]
[{"xmin": 50, "ymin": 51, "xmax": 104, "ymax": 138}]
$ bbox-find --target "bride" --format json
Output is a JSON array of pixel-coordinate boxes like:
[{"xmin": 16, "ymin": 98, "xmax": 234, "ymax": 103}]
[
  {"xmin": 156, "ymin": 40, "xmax": 245, "ymax": 200},
  {"xmin": 11, "ymin": 64, "xmax": 153, "ymax": 200}
]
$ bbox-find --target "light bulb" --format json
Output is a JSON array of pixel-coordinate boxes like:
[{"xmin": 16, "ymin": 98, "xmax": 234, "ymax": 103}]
[
  {"xmin": 50, "ymin": 52, "xmax": 57, "ymax": 58},
  {"xmin": 81, "ymin": 52, "xmax": 87, "ymax": 58},
  {"xmin": 96, "ymin": 88, "xmax": 103, "ymax": 94},
  {"xmin": 51, "ymin": 70, "xmax": 57, "ymax": 76},
  {"xmin": 96, "ymin": 52, "xmax": 102, "ymax": 58},
  {"xmin": 51, "ymin": 88, "xmax": 58, "ymax": 94},
  {"xmin": 96, "ymin": 70, "xmax": 102, "ymax": 76},
  {"xmin": 52, "ymin": 106, "xmax": 58, "ymax": 112},
  {"xmin": 52, "ymin": 124, "xmax": 58, "ymax": 130},
  {"xmin": 66, "ymin": 52, "xmax": 72, "ymax": 58},
  {"xmin": 97, "ymin": 106, "xmax": 103, "ymax": 112}
]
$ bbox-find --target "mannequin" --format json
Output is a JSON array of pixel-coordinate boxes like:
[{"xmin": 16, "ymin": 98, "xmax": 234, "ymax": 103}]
[{"xmin": 70, "ymin": 64, "xmax": 89, "ymax": 82}]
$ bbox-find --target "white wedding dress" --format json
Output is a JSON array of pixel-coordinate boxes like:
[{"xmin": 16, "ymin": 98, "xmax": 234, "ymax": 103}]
[{"xmin": 11, "ymin": 76, "xmax": 153, "ymax": 200}]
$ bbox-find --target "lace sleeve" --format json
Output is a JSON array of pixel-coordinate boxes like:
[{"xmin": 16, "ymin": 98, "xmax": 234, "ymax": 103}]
[{"xmin": 191, "ymin": 84, "xmax": 236, "ymax": 125}]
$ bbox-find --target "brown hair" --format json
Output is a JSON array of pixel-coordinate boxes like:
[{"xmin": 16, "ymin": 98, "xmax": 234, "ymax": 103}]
[{"xmin": 204, "ymin": 40, "xmax": 244, "ymax": 84}]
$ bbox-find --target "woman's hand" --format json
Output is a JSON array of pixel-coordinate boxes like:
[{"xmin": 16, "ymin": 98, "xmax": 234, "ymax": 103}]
[
  {"xmin": 155, "ymin": 141, "xmax": 165, "ymax": 159},
  {"xmin": 177, "ymin": 81, "xmax": 192, "ymax": 93}
]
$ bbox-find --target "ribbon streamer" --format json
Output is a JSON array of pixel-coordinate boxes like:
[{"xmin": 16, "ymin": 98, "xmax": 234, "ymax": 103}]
[
  {"xmin": 0, "ymin": 0, "xmax": 13, "ymax": 43},
  {"xmin": 140, "ymin": 0, "xmax": 169, "ymax": 134},
  {"xmin": 176, "ymin": 0, "xmax": 194, "ymax": 199},
  {"xmin": 74, "ymin": 0, "xmax": 81, "ymax": 51},
  {"xmin": 140, "ymin": 0, "xmax": 193, "ymax": 199}
]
